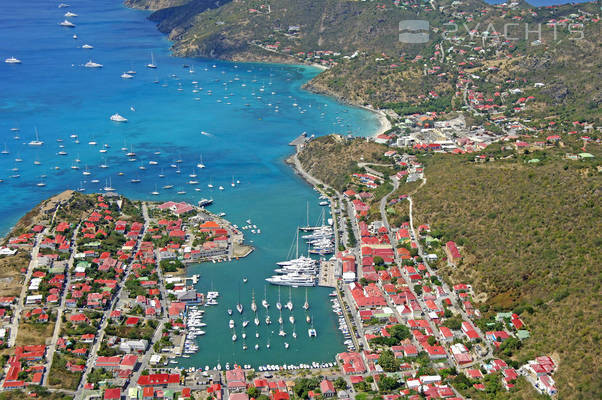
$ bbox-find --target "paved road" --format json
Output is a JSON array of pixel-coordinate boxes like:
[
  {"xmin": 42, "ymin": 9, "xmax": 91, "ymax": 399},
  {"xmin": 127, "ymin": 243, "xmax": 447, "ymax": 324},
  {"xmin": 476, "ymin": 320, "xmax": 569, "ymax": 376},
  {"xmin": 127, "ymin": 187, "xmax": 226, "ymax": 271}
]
[
  {"xmin": 43, "ymin": 223, "xmax": 81, "ymax": 386},
  {"xmin": 126, "ymin": 203, "xmax": 168, "ymax": 393},
  {"xmin": 75, "ymin": 204, "xmax": 151, "ymax": 398},
  {"xmin": 7, "ymin": 231, "xmax": 44, "ymax": 348}
]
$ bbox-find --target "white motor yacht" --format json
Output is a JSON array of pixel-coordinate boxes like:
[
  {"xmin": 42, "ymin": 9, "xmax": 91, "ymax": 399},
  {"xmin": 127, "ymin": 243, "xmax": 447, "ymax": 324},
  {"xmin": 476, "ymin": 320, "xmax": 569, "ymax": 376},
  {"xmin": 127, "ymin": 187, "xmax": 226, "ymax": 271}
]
[
  {"xmin": 84, "ymin": 60, "xmax": 102, "ymax": 68},
  {"xmin": 110, "ymin": 113, "xmax": 127, "ymax": 122}
]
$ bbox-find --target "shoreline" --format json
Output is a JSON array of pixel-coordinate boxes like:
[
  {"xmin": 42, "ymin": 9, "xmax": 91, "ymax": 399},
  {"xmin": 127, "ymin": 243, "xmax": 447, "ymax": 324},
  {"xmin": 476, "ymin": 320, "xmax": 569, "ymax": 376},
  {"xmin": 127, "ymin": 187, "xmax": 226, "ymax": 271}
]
[{"xmin": 124, "ymin": 0, "xmax": 388, "ymax": 141}]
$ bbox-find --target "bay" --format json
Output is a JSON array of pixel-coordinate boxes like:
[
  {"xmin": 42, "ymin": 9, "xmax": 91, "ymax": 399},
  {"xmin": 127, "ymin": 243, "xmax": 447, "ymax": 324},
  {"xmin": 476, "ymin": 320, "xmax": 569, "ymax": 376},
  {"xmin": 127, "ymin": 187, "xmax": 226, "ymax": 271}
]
[{"xmin": 0, "ymin": 0, "xmax": 381, "ymax": 367}]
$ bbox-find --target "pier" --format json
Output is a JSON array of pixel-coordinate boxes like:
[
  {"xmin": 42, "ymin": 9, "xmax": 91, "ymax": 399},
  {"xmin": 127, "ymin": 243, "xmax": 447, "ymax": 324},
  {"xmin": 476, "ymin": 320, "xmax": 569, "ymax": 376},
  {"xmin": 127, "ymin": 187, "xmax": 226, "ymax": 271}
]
[
  {"xmin": 318, "ymin": 260, "xmax": 337, "ymax": 287},
  {"xmin": 289, "ymin": 132, "xmax": 309, "ymax": 147}
]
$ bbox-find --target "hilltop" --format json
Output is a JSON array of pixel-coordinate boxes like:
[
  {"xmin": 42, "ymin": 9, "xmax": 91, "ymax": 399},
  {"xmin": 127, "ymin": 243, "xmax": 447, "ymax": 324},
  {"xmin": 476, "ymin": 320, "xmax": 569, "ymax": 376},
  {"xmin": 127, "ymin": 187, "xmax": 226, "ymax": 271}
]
[{"xmin": 126, "ymin": 0, "xmax": 601, "ymax": 127}]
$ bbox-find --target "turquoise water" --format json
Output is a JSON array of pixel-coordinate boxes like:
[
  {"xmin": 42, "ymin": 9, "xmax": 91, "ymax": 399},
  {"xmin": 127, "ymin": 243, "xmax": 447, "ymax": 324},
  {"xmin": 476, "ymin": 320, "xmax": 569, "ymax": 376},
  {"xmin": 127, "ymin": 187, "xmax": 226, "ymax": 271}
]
[{"xmin": 0, "ymin": 0, "xmax": 380, "ymax": 367}]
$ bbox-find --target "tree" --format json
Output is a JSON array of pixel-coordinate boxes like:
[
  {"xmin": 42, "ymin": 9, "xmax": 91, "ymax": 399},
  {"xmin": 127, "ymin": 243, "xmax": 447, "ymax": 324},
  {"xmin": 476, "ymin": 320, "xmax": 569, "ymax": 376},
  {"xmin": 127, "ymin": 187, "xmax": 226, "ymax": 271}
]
[
  {"xmin": 387, "ymin": 324, "xmax": 410, "ymax": 342},
  {"xmin": 377, "ymin": 374, "xmax": 401, "ymax": 392},
  {"xmin": 334, "ymin": 377, "xmax": 347, "ymax": 390},
  {"xmin": 377, "ymin": 350, "xmax": 399, "ymax": 372},
  {"xmin": 427, "ymin": 336, "xmax": 437, "ymax": 346},
  {"xmin": 247, "ymin": 386, "xmax": 260, "ymax": 398},
  {"xmin": 373, "ymin": 256, "xmax": 384, "ymax": 266}
]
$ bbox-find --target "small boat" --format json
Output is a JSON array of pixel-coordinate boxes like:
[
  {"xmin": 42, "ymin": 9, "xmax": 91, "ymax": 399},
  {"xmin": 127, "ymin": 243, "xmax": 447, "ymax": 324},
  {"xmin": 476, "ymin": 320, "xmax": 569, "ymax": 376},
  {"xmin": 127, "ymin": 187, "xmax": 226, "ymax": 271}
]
[
  {"xmin": 255, "ymin": 343, "xmax": 259, "ymax": 350},
  {"xmin": 59, "ymin": 20, "xmax": 75, "ymax": 27},
  {"xmin": 147, "ymin": 52, "xmax": 157, "ymax": 69},
  {"xmin": 227, "ymin": 309, "xmax": 232, "ymax": 315},
  {"xmin": 58, "ymin": 3, "xmax": 70, "ymax": 9},
  {"xmin": 110, "ymin": 113, "xmax": 127, "ymax": 122},
  {"xmin": 4, "ymin": 57, "xmax": 21, "ymax": 64},
  {"xmin": 276, "ymin": 287, "xmax": 282, "ymax": 310},
  {"xmin": 242, "ymin": 320, "xmax": 249, "ymax": 328},
  {"xmin": 218, "ymin": 186, "xmax": 224, "ymax": 190},
  {"xmin": 197, "ymin": 155, "xmax": 206, "ymax": 169},
  {"xmin": 303, "ymin": 288, "xmax": 310, "ymax": 310},
  {"xmin": 251, "ymin": 289, "xmax": 257, "ymax": 313},
  {"xmin": 289, "ymin": 315, "xmax": 295, "ymax": 324},
  {"xmin": 262, "ymin": 286, "xmax": 269, "ymax": 309},
  {"xmin": 84, "ymin": 60, "xmax": 102, "ymax": 68},
  {"xmin": 82, "ymin": 44, "xmax": 93, "ymax": 49},
  {"xmin": 121, "ymin": 72, "xmax": 133, "ymax": 79},
  {"xmin": 151, "ymin": 185, "xmax": 159, "ymax": 196},
  {"xmin": 243, "ymin": 277, "xmax": 248, "ymax": 283},
  {"xmin": 254, "ymin": 316, "xmax": 260, "ymax": 326},
  {"xmin": 64, "ymin": 11, "xmax": 77, "ymax": 17},
  {"xmin": 286, "ymin": 287, "xmax": 293, "ymax": 311},
  {"xmin": 284, "ymin": 342, "xmax": 289, "ymax": 349}
]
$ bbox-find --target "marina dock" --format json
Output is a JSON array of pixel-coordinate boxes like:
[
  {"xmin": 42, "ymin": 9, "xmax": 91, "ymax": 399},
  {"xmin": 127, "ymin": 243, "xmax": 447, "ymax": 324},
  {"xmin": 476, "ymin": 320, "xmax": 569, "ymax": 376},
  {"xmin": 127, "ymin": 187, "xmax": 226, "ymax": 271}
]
[
  {"xmin": 289, "ymin": 133, "xmax": 309, "ymax": 147},
  {"xmin": 318, "ymin": 260, "xmax": 337, "ymax": 287}
]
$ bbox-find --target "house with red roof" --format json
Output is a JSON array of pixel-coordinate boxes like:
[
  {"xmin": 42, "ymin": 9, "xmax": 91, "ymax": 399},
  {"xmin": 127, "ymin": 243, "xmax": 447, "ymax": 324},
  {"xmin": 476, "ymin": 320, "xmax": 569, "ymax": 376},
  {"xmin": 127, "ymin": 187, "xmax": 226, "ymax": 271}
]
[
  {"xmin": 445, "ymin": 241, "xmax": 461, "ymax": 265},
  {"xmin": 337, "ymin": 352, "xmax": 366, "ymax": 374},
  {"xmin": 226, "ymin": 367, "xmax": 247, "ymax": 391}
]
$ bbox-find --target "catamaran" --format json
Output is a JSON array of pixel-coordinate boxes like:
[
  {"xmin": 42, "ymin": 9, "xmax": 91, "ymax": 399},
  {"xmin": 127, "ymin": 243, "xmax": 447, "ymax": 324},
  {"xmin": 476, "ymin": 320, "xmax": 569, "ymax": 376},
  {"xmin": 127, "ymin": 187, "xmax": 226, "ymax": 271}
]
[{"xmin": 28, "ymin": 128, "xmax": 43, "ymax": 146}]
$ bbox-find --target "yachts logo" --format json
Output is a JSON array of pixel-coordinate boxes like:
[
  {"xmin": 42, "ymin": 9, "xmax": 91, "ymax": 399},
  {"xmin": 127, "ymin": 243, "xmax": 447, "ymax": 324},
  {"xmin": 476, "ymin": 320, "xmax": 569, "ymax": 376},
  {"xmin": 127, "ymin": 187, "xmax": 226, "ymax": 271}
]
[{"xmin": 399, "ymin": 20, "xmax": 429, "ymax": 43}]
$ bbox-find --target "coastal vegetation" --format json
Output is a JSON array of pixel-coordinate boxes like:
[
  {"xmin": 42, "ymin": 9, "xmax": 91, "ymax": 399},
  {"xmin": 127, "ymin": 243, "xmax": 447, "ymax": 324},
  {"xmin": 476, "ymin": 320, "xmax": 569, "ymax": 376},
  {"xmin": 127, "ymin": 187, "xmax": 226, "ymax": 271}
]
[
  {"xmin": 297, "ymin": 135, "xmax": 601, "ymax": 399},
  {"xmin": 297, "ymin": 135, "xmax": 389, "ymax": 191},
  {"xmin": 412, "ymin": 152, "xmax": 601, "ymax": 399}
]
